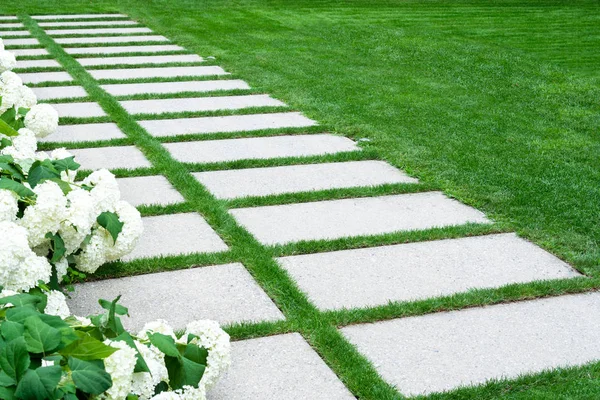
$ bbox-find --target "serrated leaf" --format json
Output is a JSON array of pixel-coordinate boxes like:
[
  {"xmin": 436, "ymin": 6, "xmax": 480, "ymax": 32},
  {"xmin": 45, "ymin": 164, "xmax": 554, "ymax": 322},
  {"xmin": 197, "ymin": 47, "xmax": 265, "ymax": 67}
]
[
  {"xmin": 59, "ymin": 331, "xmax": 117, "ymax": 361},
  {"xmin": 27, "ymin": 160, "xmax": 61, "ymax": 189},
  {"xmin": 0, "ymin": 386, "xmax": 15, "ymax": 400},
  {"xmin": 0, "ymin": 177, "xmax": 35, "ymax": 198},
  {"xmin": 0, "ymin": 162, "xmax": 25, "ymax": 181},
  {"xmin": 184, "ymin": 343, "xmax": 208, "ymax": 366},
  {"xmin": 68, "ymin": 357, "xmax": 112, "ymax": 395},
  {"xmin": 14, "ymin": 366, "xmax": 61, "ymax": 400},
  {"xmin": 5, "ymin": 306, "xmax": 38, "ymax": 323},
  {"xmin": 0, "ymin": 322, "xmax": 24, "ymax": 343},
  {"xmin": 0, "ymin": 370, "xmax": 15, "ymax": 387},
  {"xmin": 149, "ymin": 333, "xmax": 180, "ymax": 358},
  {"xmin": 0, "ymin": 293, "xmax": 41, "ymax": 308},
  {"xmin": 96, "ymin": 211, "xmax": 124, "ymax": 244},
  {"xmin": 52, "ymin": 157, "xmax": 80, "ymax": 172},
  {"xmin": 23, "ymin": 316, "xmax": 62, "ymax": 354},
  {"xmin": 0, "ymin": 337, "xmax": 30, "ymax": 382}
]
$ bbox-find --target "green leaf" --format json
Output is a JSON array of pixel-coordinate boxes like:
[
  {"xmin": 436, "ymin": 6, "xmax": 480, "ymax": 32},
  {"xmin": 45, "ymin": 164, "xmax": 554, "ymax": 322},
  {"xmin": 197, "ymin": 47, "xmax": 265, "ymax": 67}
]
[
  {"xmin": 17, "ymin": 107, "xmax": 29, "ymax": 117},
  {"xmin": 68, "ymin": 357, "xmax": 112, "ymax": 395},
  {"xmin": 0, "ymin": 370, "xmax": 15, "ymax": 387},
  {"xmin": 23, "ymin": 316, "xmax": 62, "ymax": 354},
  {"xmin": 0, "ymin": 293, "xmax": 41, "ymax": 308},
  {"xmin": 27, "ymin": 160, "xmax": 60, "ymax": 189},
  {"xmin": 52, "ymin": 157, "xmax": 80, "ymax": 172},
  {"xmin": 184, "ymin": 343, "xmax": 208, "ymax": 366},
  {"xmin": 149, "ymin": 333, "xmax": 180, "ymax": 358},
  {"xmin": 164, "ymin": 355, "xmax": 205, "ymax": 390},
  {"xmin": 49, "ymin": 178, "xmax": 72, "ymax": 195},
  {"xmin": 96, "ymin": 211, "xmax": 124, "ymax": 244},
  {"xmin": 0, "ymin": 138, "xmax": 11, "ymax": 150},
  {"xmin": 14, "ymin": 366, "xmax": 61, "ymax": 400},
  {"xmin": 98, "ymin": 298, "xmax": 128, "ymax": 316},
  {"xmin": 0, "ymin": 321, "xmax": 24, "ymax": 342},
  {"xmin": 5, "ymin": 306, "xmax": 38, "ymax": 323},
  {"xmin": 114, "ymin": 332, "xmax": 150, "ymax": 373},
  {"xmin": 59, "ymin": 332, "xmax": 117, "ymax": 361},
  {"xmin": 0, "ymin": 337, "xmax": 30, "ymax": 382},
  {"xmin": 0, "ymin": 162, "xmax": 25, "ymax": 181},
  {"xmin": 0, "ymin": 386, "xmax": 15, "ymax": 400},
  {"xmin": 38, "ymin": 314, "xmax": 78, "ymax": 345},
  {"xmin": 0, "ymin": 178, "xmax": 35, "ymax": 198},
  {"xmin": 0, "ymin": 107, "xmax": 16, "ymax": 124},
  {"xmin": 0, "ymin": 118, "xmax": 19, "ymax": 138},
  {"xmin": 45, "ymin": 232, "xmax": 67, "ymax": 264}
]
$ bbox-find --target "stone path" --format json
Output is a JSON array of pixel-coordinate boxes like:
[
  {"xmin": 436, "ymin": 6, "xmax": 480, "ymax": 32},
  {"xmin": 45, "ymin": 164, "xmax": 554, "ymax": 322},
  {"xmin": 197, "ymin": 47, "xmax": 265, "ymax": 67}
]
[{"xmin": 10, "ymin": 13, "xmax": 595, "ymax": 399}]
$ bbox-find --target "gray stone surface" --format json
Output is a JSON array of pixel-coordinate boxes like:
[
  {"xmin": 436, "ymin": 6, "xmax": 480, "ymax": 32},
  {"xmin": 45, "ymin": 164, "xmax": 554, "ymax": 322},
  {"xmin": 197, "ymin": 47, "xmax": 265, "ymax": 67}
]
[
  {"xmin": 39, "ymin": 122, "xmax": 125, "ymax": 143},
  {"xmin": 279, "ymin": 233, "xmax": 580, "ymax": 310},
  {"xmin": 33, "ymin": 14, "xmax": 127, "ymax": 20},
  {"xmin": 140, "ymin": 112, "xmax": 316, "ymax": 137},
  {"xmin": 32, "ymin": 85, "xmax": 88, "ymax": 101},
  {"xmin": 164, "ymin": 134, "xmax": 359, "ymax": 164},
  {"xmin": 122, "ymin": 94, "xmax": 284, "ymax": 115},
  {"xmin": 0, "ymin": 23, "xmax": 23, "ymax": 28},
  {"xmin": 69, "ymin": 145, "xmax": 151, "ymax": 170},
  {"xmin": 46, "ymin": 27, "xmax": 153, "ymax": 35},
  {"xmin": 116, "ymin": 175, "xmax": 184, "ymax": 207},
  {"xmin": 51, "ymin": 102, "xmax": 106, "ymax": 118},
  {"xmin": 78, "ymin": 54, "xmax": 203, "ymax": 67},
  {"xmin": 3, "ymin": 38, "xmax": 39, "ymax": 46},
  {"xmin": 39, "ymin": 20, "xmax": 139, "ymax": 27},
  {"xmin": 10, "ymin": 48, "xmax": 49, "ymax": 57},
  {"xmin": 67, "ymin": 263, "xmax": 284, "ymax": 330},
  {"xmin": 16, "ymin": 59, "xmax": 61, "ymax": 69},
  {"xmin": 341, "ymin": 292, "xmax": 600, "ymax": 396},
  {"xmin": 89, "ymin": 65, "xmax": 227, "ymax": 80},
  {"xmin": 123, "ymin": 212, "xmax": 228, "ymax": 260},
  {"xmin": 19, "ymin": 72, "xmax": 73, "ymax": 84},
  {"xmin": 0, "ymin": 31, "xmax": 31, "ymax": 37},
  {"xmin": 194, "ymin": 160, "xmax": 418, "ymax": 199},
  {"xmin": 55, "ymin": 35, "xmax": 168, "ymax": 44},
  {"xmin": 230, "ymin": 192, "xmax": 490, "ymax": 245},
  {"xmin": 64, "ymin": 44, "xmax": 185, "ymax": 55},
  {"xmin": 103, "ymin": 79, "xmax": 247, "ymax": 96},
  {"xmin": 209, "ymin": 333, "xmax": 354, "ymax": 400},
  {"xmin": 0, "ymin": 16, "xmax": 17, "ymax": 21}
]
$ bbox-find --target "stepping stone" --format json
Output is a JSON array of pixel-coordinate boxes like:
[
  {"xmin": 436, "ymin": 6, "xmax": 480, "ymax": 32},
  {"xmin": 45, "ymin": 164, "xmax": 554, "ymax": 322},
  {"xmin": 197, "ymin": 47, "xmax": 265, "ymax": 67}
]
[
  {"xmin": 64, "ymin": 44, "xmax": 185, "ymax": 55},
  {"xmin": 209, "ymin": 333, "xmax": 354, "ymax": 399},
  {"xmin": 230, "ymin": 192, "xmax": 490, "ymax": 245},
  {"xmin": 69, "ymin": 145, "xmax": 151, "ymax": 170},
  {"xmin": 194, "ymin": 160, "xmax": 418, "ymax": 200},
  {"xmin": 55, "ymin": 35, "xmax": 168, "ymax": 44},
  {"xmin": 78, "ymin": 54, "xmax": 203, "ymax": 67},
  {"xmin": 46, "ymin": 27, "xmax": 153, "ymax": 35},
  {"xmin": 0, "ymin": 23, "xmax": 23, "ymax": 28},
  {"xmin": 140, "ymin": 112, "xmax": 316, "ymax": 137},
  {"xmin": 10, "ymin": 48, "xmax": 49, "ymax": 57},
  {"xmin": 16, "ymin": 59, "xmax": 61, "ymax": 69},
  {"xmin": 103, "ymin": 79, "xmax": 247, "ymax": 96},
  {"xmin": 32, "ymin": 85, "xmax": 87, "ymax": 101},
  {"xmin": 3, "ymin": 38, "xmax": 39, "ymax": 46},
  {"xmin": 52, "ymin": 102, "xmax": 106, "ymax": 118},
  {"xmin": 341, "ymin": 292, "xmax": 600, "ymax": 396},
  {"xmin": 0, "ymin": 16, "xmax": 17, "ymax": 21},
  {"xmin": 67, "ymin": 263, "xmax": 283, "ymax": 330},
  {"xmin": 116, "ymin": 175, "xmax": 184, "ymax": 207},
  {"xmin": 88, "ymin": 65, "xmax": 227, "ymax": 80},
  {"xmin": 279, "ymin": 233, "xmax": 580, "ymax": 311},
  {"xmin": 39, "ymin": 20, "xmax": 138, "ymax": 27},
  {"xmin": 164, "ymin": 134, "xmax": 359, "ymax": 164},
  {"xmin": 32, "ymin": 14, "xmax": 128, "ymax": 20},
  {"xmin": 0, "ymin": 31, "xmax": 30, "ymax": 37},
  {"xmin": 124, "ymin": 212, "xmax": 228, "ymax": 260},
  {"xmin": 39, "ymin": 122, "xmax": 125, "ymax": 143},
  {"xmin": 122, "ymin": 95, "xmax": 284, "ymax": 115},
  {"xmin": 19, "ymin": 71, "xmax": 73, "ymax": 84}
]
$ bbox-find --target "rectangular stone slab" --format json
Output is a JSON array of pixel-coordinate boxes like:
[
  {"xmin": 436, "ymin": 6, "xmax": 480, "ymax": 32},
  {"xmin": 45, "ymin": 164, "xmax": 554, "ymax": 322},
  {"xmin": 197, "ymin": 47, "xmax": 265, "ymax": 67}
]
[
  {"xmin": 194, "ymin": 160, "xmax": 418, "ymax": 200},
  {"xmin": 32, "ymin": 85, "xmax": 88, "ymax": 101},
  {"xmin": 46, "ymin": 27, "xmax": 153, "ymax": 35},
  {"xmin": 69, "ymin": 145, "xmax": 151, "ymax": 170},
  {"xmin": 116, "ymin": 175, "xmax": 184, "ymax": 207},
  {"xmin": 55, "ymin": 35, "xmax": 168, "ymax": 44},
  {"xmin": 164, "ymin": 134, "xmax": 359, "ymax": 164},
  {"xmin": 122, "ymin": 94, "xmax": 284, "ymax": 115},
  {"xmin": 19, "ymin": 72, "xmax": 73, "ymax": 84},
  {"xmin": 64, "ymin": 44, "xmax": 185, "ymax": 55},
  {"xmin": 67, "ymin": 263, "xmax": 283, "ymax": 330},
  {"xmin": 89, "ymin": 65, "xmax": 227, "ymax": 80},
  {"xmin": 230, "ymin": 192, "xmax": 490, "ymax": 245},
  {"xmin": 16, "ymin": 59, "xmax": 61, "ymax": 69},
  {"xmin": 52, "ymin": 102, "xmax": 106, "ymax": 118},
  {"xmin": 209, "ymin": 333, "xmax": 354, "ymax": 400},
  {"xmin": 140, "ymin": 112, "xmax": 317, "ymax": 137},
  {"xmin": 102, "ymin": 79, "xmax": 247, "ymax": 96},
  {"xmin": 0, "ymin": 31, "xmax": 31, "ymax": 37},
  {"xmin": 0, "ymin": 16, "xmax": 18, "ymax": 21},
  {"xmin": 3, "ymin": 38, "xmax": 39, "ymax": 46},
  {"xmin": 39, "ymin": 20, "xmax": 139, "ymax": 27},
  {"xmin": 39, "ymin": 122, "xmax": 125, "ymax": 143},
  {"xmin": 78, "ymin": 54, "xmax": 203, "ymax": 67},
  {"xmin": 0, "ymin": 23, "xmax": 23, "ymax": 28},
  {"xmin": 33, "ymin": 14, "xmax": 128, "ymax": 20},
  {"xmin": 279, "ymin": 233, "xmax": 580, "ymax": 310},
  {"xmin": 341, "ymin": 292, "xmax": 600, "ymax": 396},
  {"xmin": 10, "ymin": 48, "xmax": 49, "ymax": 57},
  {"xmin": 124, "ymin": 212, "xmax": 228, "ymax": 260}
]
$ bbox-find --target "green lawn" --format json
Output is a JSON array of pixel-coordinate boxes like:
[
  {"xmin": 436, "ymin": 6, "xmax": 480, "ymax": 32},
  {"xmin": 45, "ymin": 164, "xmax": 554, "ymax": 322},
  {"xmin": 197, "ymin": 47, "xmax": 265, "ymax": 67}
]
[{"xmin": 4, "ymin": 0, "xmax": 600, "ymax": 398}]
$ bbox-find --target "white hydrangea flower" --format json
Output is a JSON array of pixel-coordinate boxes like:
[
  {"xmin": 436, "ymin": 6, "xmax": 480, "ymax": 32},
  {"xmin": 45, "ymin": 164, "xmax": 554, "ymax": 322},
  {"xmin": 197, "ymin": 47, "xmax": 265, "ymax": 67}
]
[
  {"xmin": 18, "ymin": 180, "xmax": 67, "ymax": 247},
  {"xmin": 0, "ymin": 70, "xmax": 21, "ymax": 87},
  {"xmin": 0, "ymin": 221, "xmax": 52, "ymax": 292},
  {"xmin": 105, "ymin": 200, "xmax": 143, "ymax": 261},
  {"xmin": 73, "ymin": 228, "xmax": 109, "ymax": 273},
  {"xmin": 131, "ymin": 341, "xmax": 169, "ymax": 400},
  {"xmin": 23, "ymin": 103, "xmax": 59, "ymax": 138},
  {"xmin": 0, "ymin": 189, "xmax": 18, "ymax": 222},
  {"xmin": 55, "ymin": 257, "xmax": 69, "ymax": 283},
  {"xmin": 72, "ymin": 315, "xmax": 92, "ymax": 327},
  {"xmin": 44, "ymin": 290, "xmax": 70, "ymax": 319},
  {"xmin": 176, "ymin": 385, "xmax": 207, "ymax": 400},
  {"xmin": 150, "ymin": 393, "xmax": 181, "ymax": 400},
  {"xmin": 15, "ymin": 85, "xmax": 37, "ymax": 109},
  {"xmin": 101, "ymin": 340, "xmax": 137, "ymax": 400},
  {"xmin": 182, "ymin": 320, "xmax": 231, "ymax": 389},
  {"xmin": 59, "ymin": 188, "xmax": 96, "ymax": 254},
  {"xmin": 137, "ymin": 319, "xmax": 177, "ymax": 341},
  {"xmin": 83, "ymin": 169, "xmax": 120, "ymax": 214},
  {"xmin": 0, "ymin": 50, "xmax": 17, "ymax": 73},
  {"xmin": 1, "ymin": 128, "xmax": 37, "ymax": 162}
]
